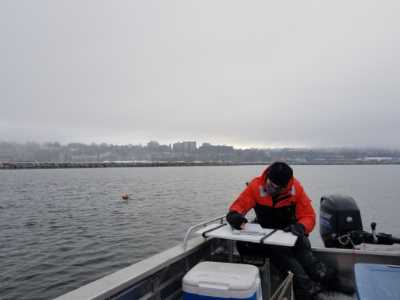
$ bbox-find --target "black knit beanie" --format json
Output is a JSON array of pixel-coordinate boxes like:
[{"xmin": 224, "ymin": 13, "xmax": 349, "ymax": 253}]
[{"xmin": 267, "ymin": 162, "xmax": 293, "ymax": 187}]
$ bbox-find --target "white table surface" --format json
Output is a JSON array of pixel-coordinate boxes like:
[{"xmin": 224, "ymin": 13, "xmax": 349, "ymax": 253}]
[{"xmin": 196, "ymin": 223, "xmax": 297, "ymax": 247}]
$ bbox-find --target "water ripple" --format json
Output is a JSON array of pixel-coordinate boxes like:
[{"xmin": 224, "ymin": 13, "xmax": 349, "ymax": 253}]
[{"xmin": 1, "ymin": 166, "xmax": 400, "ymax": 300}]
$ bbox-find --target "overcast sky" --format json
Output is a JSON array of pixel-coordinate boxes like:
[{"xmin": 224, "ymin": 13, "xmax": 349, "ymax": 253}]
[{"xmin": 1, "ymin": 1, "xmax": 399, "ymax": 148}]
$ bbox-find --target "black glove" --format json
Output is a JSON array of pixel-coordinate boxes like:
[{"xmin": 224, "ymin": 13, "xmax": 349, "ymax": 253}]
[
  {"xmin": 226, "ymin": 211, "xmax": 248, "ymax": 230},
  {"xmin": 283, "ymin": 223, "xmax": 306, "ymax": 237}
]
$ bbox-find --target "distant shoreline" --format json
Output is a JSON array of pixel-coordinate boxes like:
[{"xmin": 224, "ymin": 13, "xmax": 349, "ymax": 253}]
[{"xmin": 1, "ymin": 161, "xmax": 399, "ymax": 170}]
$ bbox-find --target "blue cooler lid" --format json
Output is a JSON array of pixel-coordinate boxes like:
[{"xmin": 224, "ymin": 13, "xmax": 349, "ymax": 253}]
[{"xmin": 355, "ymin": 263, "xmax": 400, "ymax": 300}]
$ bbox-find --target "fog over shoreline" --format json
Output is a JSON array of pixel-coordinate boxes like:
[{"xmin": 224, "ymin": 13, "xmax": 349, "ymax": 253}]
[
  {"xmin": 1, "ymin": 140, "xmax": 400, "ymax": 167},
  {"xmin": 1, "ymin": 140, "xmax": 400, "ymax": 151}
]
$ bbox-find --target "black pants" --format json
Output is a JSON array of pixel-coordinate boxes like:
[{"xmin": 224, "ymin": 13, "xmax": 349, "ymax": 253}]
[{"xmin": 236, "ymin": 236, "xmax": 336, "ymax": 300}]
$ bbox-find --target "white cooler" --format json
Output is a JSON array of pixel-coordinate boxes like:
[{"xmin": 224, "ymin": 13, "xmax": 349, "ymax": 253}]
[{"xmin": 182, "ymin": 261, "xmax": 262, "ymax": 300}]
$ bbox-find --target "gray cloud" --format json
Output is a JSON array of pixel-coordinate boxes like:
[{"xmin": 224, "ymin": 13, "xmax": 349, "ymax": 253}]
[{"xmin": 1, "ymin": 1, "xmax": 399, "ymax": 148}]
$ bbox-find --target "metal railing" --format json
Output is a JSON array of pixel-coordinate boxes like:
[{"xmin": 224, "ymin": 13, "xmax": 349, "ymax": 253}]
[
  {"xmin": 183, "ymin": 215, "xmax": 226, "ymax": 250},
  {"xmin": 270, "ymin": 271, "xmax": 294, "ymax": 300}
]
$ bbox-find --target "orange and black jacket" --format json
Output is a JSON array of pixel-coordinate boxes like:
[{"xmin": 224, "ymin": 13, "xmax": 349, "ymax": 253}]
[{"xmin": 227, "ymin": 167, "xmax": 316, "ymax": 234}]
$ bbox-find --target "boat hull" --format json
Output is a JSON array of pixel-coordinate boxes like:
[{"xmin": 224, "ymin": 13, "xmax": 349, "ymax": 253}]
[{"xmin": 54, "ymin": 237, "xmax": 400, "ymax": 300}]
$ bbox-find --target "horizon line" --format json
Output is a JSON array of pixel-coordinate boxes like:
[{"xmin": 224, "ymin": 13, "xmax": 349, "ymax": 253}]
[{"xmin": 1, "ymin": 140, "xmax": 400, "ymax": 151}]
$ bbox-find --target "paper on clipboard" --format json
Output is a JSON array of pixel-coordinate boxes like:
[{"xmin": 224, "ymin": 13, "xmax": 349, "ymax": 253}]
[{"xmin": 232, "ymin": 223, "xmax": 266, "ymax": 235}]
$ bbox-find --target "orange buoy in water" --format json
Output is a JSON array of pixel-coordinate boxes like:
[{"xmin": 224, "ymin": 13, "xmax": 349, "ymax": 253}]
[{"xmin": 121, "ymin": 193, "xmax": 129, "ymax": 200}]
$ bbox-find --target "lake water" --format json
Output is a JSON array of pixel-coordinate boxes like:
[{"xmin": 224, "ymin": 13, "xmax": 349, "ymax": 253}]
[{"xmin": 1, "ymin": 165, "xmax": 400, "ymax": 300}]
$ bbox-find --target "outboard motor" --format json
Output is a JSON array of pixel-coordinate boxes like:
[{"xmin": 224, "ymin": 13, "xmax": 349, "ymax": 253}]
[{"xmin": 320, "ymin": 195, "xmax": 363, "ymax": 248}]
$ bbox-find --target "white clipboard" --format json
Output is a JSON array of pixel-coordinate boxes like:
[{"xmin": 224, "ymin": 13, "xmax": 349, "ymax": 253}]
[{"xmin": 196, "ymin": 223, "xmax": 297, "ymax": 247}]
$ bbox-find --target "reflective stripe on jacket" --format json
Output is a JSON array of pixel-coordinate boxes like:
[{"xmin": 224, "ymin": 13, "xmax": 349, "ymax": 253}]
[{"xmin": 229, "ymin": 167, "xmax": 316, "ymax": 234}]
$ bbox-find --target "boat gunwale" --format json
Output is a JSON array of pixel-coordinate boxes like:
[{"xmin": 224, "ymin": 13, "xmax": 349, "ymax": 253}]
[{"xmin": 54, "ymin": 236, "xmax": 210, "ymax": 300}]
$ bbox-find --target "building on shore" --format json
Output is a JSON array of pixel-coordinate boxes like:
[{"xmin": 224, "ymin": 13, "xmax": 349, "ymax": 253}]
[{"xmin": 172, "ymin": 141, "xmax": 197, "ymax": 153}]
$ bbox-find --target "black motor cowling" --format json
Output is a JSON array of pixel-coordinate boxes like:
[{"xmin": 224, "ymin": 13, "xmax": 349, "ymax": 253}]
[{"xmin": 320, "ymin": 195, "xmax": 363, "ymax": 248}]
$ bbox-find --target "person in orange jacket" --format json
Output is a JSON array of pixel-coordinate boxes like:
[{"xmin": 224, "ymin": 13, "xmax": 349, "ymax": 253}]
[{"xmin": 226, "ymin": 162, "xmax": 339, "ymax": 300}]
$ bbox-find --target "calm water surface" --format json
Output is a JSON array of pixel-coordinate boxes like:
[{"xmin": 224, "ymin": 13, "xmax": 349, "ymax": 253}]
[{"xmin": 1, "ymin": 165, "xmax": 400, "ymax": 299}]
